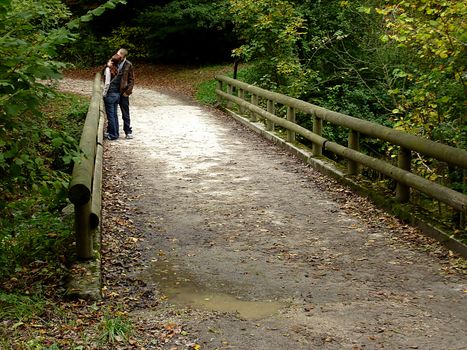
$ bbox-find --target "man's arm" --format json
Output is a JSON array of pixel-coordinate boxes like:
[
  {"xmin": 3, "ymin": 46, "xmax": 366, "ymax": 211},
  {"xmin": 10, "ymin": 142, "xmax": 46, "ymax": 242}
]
[{"xmin": 124, "ymin": 62, "xmax": 135, "ymax": 96}]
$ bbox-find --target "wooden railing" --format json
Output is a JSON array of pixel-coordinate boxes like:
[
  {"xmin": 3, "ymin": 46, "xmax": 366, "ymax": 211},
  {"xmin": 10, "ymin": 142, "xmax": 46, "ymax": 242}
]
[
  {"xmin": 215, "ymin": 75, "xmax": 467, "ymax": 229},
  {"xmin": 68, "ymin": 73, "xmax": 104, "ymax": 259}
]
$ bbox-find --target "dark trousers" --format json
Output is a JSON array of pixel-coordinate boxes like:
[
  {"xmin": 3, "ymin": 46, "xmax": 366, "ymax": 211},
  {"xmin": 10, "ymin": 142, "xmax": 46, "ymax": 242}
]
[
  {"xmin": 104, "ymin": 93, "xmax": 120, "ymax": 139},
  {"xmin": 119, "ymin": 95, "xmax": 132, "ymax": 135}
]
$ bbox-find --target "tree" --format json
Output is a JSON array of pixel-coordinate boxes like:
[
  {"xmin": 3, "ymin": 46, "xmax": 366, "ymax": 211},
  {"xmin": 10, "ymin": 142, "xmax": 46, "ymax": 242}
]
[
  {"xmin": 0, "ymin": 0, "xmax": 126, "ymax": 197},
  {"xmin": 377, "ymin": 0, "xmax": 466, "ymax": 148},
  {"xmin": 62, "ymin": 0, "xmax": 236, "ymax": 64},
  {"xmin": 229, "ymin": 0, "xmax": 308, "ymax": 95}
]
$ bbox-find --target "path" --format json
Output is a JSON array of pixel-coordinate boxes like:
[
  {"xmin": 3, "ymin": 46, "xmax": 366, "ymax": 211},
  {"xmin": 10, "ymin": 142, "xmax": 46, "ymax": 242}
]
[{"xmin": 63, "ymin": 79, "xmax": 466, "ymax": 349}]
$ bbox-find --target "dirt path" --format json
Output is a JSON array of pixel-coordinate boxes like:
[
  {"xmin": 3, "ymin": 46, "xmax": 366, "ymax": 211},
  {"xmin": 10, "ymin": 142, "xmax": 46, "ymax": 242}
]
[{"xmin": 62, "ymin": 78, "xmax": 466, "ymax": 350}]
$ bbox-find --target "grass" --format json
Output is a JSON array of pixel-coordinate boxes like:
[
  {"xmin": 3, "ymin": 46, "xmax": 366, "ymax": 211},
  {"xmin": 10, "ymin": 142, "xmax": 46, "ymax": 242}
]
[
  {"xmin": 99, "ymin": 314, "xmax": 133, "ymax": 345},
  {"xmin": 195, "ymin": 63, "xmax": 254, "ymax": 105},
  {"xmin": 0, "ymin": 292, "xmax": 46, "ymax": 321},
  {"xmin": 196, "ymin": 79, "xmax": 218, "ymax": 105}
]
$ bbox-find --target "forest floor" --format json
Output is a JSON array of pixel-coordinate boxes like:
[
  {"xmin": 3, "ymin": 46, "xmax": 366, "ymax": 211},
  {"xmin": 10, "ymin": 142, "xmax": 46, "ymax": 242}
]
[{"xmin": 12, "ymin": 65, "xmax": 465, "ymax": 350}]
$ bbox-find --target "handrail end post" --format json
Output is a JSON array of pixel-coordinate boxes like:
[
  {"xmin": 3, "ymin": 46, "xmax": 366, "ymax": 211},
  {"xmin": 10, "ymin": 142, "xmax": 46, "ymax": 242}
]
[{"xmin": 74, "ymin": 200, "xmax": 93, "ymax": 260}]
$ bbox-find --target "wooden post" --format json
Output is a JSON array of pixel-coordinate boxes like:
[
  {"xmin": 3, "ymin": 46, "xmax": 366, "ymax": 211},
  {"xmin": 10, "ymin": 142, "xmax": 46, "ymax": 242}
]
[
  {"xmin": 347, "ymin": 130, "xmax": 360, "ymax": 175},
  {"xmin": 460, "ymin": 169, "xmax": 466, "ymax": 228},
  {"xmin": 227, "ymin": 84, "xmax": 233, "ymax": 108},
  {"xmin": 238, "ymin": 88, "xmax": 245, "ymax": 114},
  {"xmin": 266, "ymin": 100, "xmax": 275, "ymax": 131},
  {"xmin": 250, "ymin": 94, "xmax": 259, "ymax": 122},
  {"xmin": 396, "ymin": 147, "xmax": 411, "ymax": 202},
  {"xmin": 233, "ymin": 60, "xmax": 239, "ymax": 80},
  {"xmin": 75, "ymin": 200, "xmax": 92, "ymax": 259},
  {"xmin": 312, "ymin": 113, "xmax": 323, "ymax": 156},
  {"xmin": 216, "ymin": 80, "xmax": 223, "ymax": 105},
  {"xmin": 287, "ymin": 106, "xmax": 296, "ymax": 142},
  {"xmin": 90, "ymin": 117, "xmax": 104, "ymax": 229}
]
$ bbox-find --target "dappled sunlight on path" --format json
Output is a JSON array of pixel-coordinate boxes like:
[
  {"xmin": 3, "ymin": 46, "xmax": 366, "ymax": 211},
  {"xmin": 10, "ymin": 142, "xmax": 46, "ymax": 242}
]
[{"xmin": 62, "ymin": 77, "xmax": 466, "ymax": 350}]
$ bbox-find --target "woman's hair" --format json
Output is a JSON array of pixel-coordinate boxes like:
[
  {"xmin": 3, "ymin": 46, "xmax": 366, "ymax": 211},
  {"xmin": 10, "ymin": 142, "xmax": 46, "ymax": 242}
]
[{"xmin": 108, "ymin": 54, "xmax": 121, "ymax": 77}]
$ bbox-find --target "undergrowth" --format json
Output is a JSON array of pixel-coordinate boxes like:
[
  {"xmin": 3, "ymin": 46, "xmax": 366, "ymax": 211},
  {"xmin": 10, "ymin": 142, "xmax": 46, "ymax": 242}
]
[
  {"xmin": 0, "ymin": 91, "xmax": 88, "ymax": 313},
  {"xmin": 195, "ymin": 64, "xmax": 253, "ymax": 105}
]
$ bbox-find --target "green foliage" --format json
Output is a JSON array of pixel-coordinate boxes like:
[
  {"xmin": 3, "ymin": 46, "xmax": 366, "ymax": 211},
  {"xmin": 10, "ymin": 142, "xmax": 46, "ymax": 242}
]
[
  {"xmin": 0, "ymin": 199, "xmax": 75, "ymax": 277},
  {"xmin": 0, "ymin": 292, "xmax": 46, "ymax": 321},
  {"xmin": 229, "ymin": 0, "xmax": 465, "ymax": 156},
  {"xmin": 61, "ymin": 0, "xmax": 129, "ymax": 66},
  {"xmin": 229, "ymin": 0, "xmax": 394, "ymax": 112},
  {"xmin": 99, "ymin": 314, "xmax": 132, "ymax": 345},
  {"xmin": 0, "ymin": 0, "xmax": 127, "ymax": 198},
  {"xmin": 195, "ymin": 65, "xmax": 252, "ymax": 105},
  {"xmin": 0, "ymin": 0, "xmax": 107, "ymax": 309},
  {"xmin": 226, "ymin": 0, "xmax": 465, "ymax": 218},
  {"xmin": 0, "ymin": 0, "xmax": 126, "ymax": 209},
  {"xmin": 196, "ymin": 79, "xmax": 218, "ymax": 105},
  {"xmin": 66, "ymin": 0, "xmax": 128, "ymax": 29},
  {"xmin": 66, "ymin": 0, "xmax": 234, "ymax": 64},
  {"xmin": 0, "ymin": 93, "xmax": 87, "ymax": 279},
  {"xmin": 65, "ymin": 24, "xmax": 149, "ymax": 67},
  {"xmin": 229, "ymin": 0, "xmax": 309, "ymax": 96},
  {"xmin": 60, "ymin": 27, "xmax": 113, "ymax": 67},
  {"xmin": 0, "ymin": 91, "xmax": 87, "ymax": 206},
  {"xmin": 103, "ymin": 26, "xmax": 150, "ymax": 60},
  {"xmin": 377, "ymin": 0, "xmax": 466, "ymax": 149}
]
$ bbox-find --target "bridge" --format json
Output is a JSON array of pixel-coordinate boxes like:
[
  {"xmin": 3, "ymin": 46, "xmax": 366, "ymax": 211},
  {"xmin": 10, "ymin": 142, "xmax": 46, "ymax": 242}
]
[{"xmin": 65, "ymin": 76, "xmax": 466, "ymax": 349}]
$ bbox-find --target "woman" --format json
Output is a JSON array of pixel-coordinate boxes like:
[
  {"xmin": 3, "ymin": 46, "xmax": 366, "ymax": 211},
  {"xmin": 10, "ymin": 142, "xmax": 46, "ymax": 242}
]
[{"xmin": 103, "ymin": 54, "xmax": 122, "ymax": 140}]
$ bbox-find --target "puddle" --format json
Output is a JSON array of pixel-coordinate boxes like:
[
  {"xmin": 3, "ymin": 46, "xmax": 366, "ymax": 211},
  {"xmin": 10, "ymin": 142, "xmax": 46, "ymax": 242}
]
[{"xmin": 140, "ymin": 259, "xmax": 284, "ymax": 320}]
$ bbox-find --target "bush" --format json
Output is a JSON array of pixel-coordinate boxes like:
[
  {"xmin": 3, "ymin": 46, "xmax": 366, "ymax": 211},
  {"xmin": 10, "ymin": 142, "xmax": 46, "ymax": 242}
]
[{"xmin": 0, "ymin": 93, "xmax": 88, "ymax": 280}]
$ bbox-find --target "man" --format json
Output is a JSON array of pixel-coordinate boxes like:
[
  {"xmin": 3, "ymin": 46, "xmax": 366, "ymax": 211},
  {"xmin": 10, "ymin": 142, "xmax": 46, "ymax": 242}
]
[{"xmin": 116, "ymin": 48, "xmax": 134, "ymax": 139}]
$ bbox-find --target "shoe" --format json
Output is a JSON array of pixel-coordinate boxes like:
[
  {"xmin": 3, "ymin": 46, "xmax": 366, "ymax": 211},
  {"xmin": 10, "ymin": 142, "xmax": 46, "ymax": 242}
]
[
  {"xmin": 125, "ymin": 133, "xmax": 134, "ymax": 139},
  {"xmin": 105, "ymin": 135, "xmax": 118, "ymax": 140},
  {"xmin": 104, "ymin": 132, "xmax": 109, "ymax": 138}
]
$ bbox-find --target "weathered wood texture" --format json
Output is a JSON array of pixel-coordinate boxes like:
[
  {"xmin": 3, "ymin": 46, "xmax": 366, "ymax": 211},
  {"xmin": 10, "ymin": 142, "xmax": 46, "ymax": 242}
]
[
  {"xmin": 215, "ymin": 75, "xmax": 467, "ymax": 218},
  {"xmin": 216, "ymin": 75, "xmax": 467, "ymax": 169},
  {"xmin": 68, "ymin": 73, "xmax": 103, "ymax": 259}
]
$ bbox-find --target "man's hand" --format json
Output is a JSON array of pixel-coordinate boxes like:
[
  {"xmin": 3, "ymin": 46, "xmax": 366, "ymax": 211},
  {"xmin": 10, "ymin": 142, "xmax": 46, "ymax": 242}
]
[{"xmin": 123, "ymin": 92, "xmax": 129, "ymax": 97}]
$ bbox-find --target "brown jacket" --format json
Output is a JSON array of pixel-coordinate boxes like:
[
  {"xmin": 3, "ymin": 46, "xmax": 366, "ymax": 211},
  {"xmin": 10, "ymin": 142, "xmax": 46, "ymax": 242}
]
[{"xmin": 119, "ymin": 59, "xmax": 134, "ymax": 95}]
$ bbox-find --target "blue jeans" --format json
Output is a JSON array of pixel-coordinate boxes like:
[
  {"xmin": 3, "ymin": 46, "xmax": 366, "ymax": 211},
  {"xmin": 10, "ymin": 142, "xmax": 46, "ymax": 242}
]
[
  {"xmin": 104, "ymin": 92, "xmax": 120, "ymax": 139},
  {"xmin": 119, "ymin": 94, "xmax": 132, "ymax": 135}
]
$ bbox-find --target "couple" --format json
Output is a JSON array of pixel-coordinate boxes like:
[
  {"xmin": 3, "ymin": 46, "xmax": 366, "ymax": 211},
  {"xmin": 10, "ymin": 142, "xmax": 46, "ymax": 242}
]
[{"xmin": 103, "ymin": 48, "xmax": 134, "ymax": 140}]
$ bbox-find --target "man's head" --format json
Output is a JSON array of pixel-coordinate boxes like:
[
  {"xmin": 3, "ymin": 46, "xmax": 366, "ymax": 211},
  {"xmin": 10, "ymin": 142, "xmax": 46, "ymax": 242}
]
[{"xmin": 117, "ymin": 48, "xmax": 128, "ymax": 59}]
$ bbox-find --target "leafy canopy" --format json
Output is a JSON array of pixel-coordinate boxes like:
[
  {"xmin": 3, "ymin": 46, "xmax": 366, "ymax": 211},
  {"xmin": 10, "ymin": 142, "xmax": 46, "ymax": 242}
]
[
  {"xmin": 229, "ymin": 0, "xmax": 308, "ymax": 94},
  {"xmin": 377, "ymin": 0, "xmax": 466, "ymax": 148}
]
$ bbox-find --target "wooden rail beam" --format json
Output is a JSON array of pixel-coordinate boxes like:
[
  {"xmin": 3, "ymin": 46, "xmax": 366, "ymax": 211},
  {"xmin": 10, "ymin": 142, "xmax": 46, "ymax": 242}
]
[
  {"xmin": 68, "ymin": 73, "xmax": 103, "ymax": 260},
  {"xmin": 216, "ymin": 88, "xmax": 467, "ymax": 214},
  {"xmin": 216, "ymin": 75, "xmax": 467, "ymax": 169}
]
